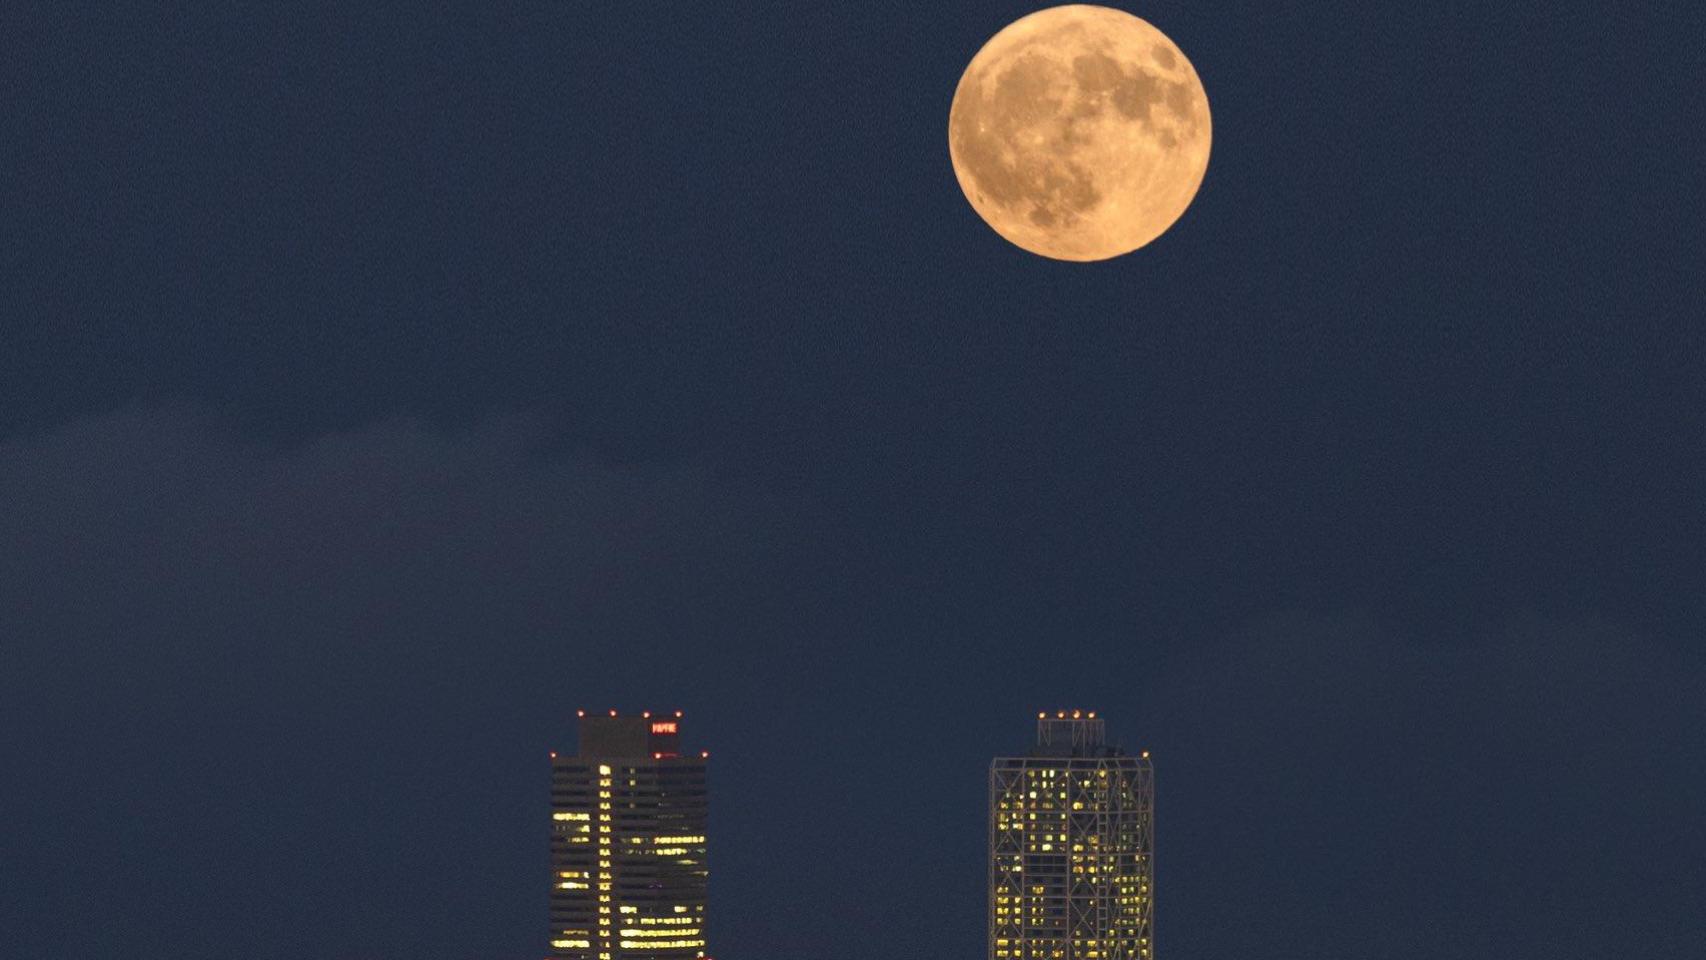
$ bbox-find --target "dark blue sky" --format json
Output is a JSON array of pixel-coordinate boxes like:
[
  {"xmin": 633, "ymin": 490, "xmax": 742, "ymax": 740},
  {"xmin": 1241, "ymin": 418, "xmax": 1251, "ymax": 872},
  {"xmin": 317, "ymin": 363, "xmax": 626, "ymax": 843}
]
[{"xmin": 3, "ymin": 1, "xmax": 1703, "ymax": 958}]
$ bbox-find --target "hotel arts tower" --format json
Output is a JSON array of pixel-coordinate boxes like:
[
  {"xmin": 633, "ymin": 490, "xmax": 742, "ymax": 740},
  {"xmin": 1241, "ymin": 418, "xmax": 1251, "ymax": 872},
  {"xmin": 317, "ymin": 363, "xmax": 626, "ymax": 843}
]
[{"xmin": 991, "ymin": 712, "xmax": 1155, "ymax": 960}]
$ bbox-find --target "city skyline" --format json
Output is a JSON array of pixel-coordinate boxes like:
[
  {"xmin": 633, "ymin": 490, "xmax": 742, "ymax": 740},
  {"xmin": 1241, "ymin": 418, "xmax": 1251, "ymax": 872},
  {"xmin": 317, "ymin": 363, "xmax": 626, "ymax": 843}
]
[{"xmin": 542, "ymin": 709, "xmax": 1160, "ymax": 960}]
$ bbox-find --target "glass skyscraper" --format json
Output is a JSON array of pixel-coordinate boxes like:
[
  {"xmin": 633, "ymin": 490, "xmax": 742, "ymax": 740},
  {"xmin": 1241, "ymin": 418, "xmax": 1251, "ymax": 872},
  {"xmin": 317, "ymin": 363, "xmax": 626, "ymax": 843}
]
[
  {"xmin": 990, "ymin": 712, "xmax": 1154, "ymax": 960},
  {"xmin": 550, "ymin": 711, "xmax": 709, "ymax": 960}
]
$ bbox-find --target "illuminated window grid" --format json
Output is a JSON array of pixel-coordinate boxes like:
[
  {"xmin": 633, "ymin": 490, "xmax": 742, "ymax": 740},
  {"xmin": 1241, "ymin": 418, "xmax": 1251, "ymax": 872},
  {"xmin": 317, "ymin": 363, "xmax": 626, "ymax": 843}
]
[
  {"xmin": 990, "ymin": 722, "xmax": 1154, "ymax": 960},
  {"xmin": 551, "ymin": 756, "xmax": 709, "ymax": 959}
]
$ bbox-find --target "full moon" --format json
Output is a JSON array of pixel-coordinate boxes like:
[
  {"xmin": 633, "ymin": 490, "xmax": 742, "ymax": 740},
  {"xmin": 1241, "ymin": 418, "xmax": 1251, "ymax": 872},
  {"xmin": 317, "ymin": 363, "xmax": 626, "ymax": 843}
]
[{"xmin": 948, "ymin": 5, "xmax": 1211, "ymax": 261}]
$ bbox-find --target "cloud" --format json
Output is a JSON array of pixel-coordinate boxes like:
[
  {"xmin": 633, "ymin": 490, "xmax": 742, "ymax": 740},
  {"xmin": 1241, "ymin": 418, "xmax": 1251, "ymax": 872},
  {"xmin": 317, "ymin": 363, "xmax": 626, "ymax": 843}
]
[{"xmin": 0, "ymin": 407, "xmax": 786, "ymax": 695}]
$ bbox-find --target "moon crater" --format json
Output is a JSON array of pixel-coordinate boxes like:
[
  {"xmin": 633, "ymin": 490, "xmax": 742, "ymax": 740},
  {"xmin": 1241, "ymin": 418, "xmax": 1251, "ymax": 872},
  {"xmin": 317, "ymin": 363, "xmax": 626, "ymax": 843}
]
[{"xmin": 949, "ymin": 5, "xmax": 1212, "ymax": 260}]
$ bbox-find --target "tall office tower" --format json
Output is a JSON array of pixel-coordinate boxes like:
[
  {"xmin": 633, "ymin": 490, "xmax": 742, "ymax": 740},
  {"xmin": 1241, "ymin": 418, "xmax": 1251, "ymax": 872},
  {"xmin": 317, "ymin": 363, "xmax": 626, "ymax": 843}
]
[
  {"xmin": 990, "ymin": 711, "xmax": 1154, "ymax": 960},
  {"xmin": 550, "ymin": 711, "xmax": 709, "ymax": 960}
]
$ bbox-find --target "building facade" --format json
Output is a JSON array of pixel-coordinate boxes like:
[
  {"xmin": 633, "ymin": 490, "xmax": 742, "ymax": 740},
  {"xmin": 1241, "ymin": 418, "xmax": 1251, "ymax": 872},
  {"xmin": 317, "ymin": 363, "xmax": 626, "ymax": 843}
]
[
  {"xmin": 990, "ymin": 712, "xmax": 1154, "ymax": 960},
  {"xmin": 550, "ymin": 711, "xmax": 709, "ymax": 960}
]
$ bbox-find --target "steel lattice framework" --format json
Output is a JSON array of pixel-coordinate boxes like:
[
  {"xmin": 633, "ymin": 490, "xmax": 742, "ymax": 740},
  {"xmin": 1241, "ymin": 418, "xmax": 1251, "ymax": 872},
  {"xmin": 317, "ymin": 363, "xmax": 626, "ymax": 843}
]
[{"xmin": 991, "ymin": 714, "xmax": 1154, "ymax": 960}]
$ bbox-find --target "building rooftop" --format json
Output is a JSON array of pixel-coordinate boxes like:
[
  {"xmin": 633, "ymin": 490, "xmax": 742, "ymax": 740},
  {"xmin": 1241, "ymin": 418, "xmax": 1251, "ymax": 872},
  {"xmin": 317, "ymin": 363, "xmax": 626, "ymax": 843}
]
[{"xmin": 552, "ymin": 710, "xmax": 704, "ymax": 761}]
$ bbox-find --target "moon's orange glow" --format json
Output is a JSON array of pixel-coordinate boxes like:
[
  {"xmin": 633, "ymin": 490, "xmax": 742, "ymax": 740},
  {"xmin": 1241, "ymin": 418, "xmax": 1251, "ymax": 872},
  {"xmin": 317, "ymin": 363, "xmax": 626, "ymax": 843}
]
[{"xmin": 949, "ymin": 5, "xmax": 1212, "ymax": 261}]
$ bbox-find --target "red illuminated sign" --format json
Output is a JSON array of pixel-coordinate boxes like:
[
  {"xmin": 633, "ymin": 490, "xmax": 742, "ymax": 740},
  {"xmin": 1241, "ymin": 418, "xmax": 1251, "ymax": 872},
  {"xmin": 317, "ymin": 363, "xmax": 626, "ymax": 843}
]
[{"xmin": 650, "ymin": 721, "xmax": 678, "ymax": 735}]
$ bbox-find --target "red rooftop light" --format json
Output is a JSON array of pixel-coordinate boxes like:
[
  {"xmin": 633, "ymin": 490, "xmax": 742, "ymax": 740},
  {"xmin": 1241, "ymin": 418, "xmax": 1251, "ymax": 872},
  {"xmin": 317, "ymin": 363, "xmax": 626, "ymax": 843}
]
[
  {"xmin": 576, "ymin": 709, "xmax": 585, "ymax": 717},
  {"xmin": 609, "ymin": 709, "xmax": 618, "ymax": 717},
  {"xmin": 675, "ymin": 710, "xmax": 683, "ymax": 718}
]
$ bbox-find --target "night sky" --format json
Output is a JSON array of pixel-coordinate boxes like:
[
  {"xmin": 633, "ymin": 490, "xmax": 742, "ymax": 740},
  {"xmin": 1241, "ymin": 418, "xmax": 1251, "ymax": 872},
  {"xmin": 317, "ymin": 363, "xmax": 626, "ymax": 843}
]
[{"xmin": 4, "ymin": 2, "xmax": 1704, "ymax": 958}]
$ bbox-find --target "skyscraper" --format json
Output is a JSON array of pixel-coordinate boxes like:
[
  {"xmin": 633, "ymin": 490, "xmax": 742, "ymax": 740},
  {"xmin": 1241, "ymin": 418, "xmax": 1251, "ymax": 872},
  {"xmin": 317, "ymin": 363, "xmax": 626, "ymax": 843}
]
[
  {"xmin": 990, "ymin": 711, "xmax": 1154, "ymax": 960},
  {"xmin": 550, "ymin": 711, "xmax": 709, "ymax": 960}
]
